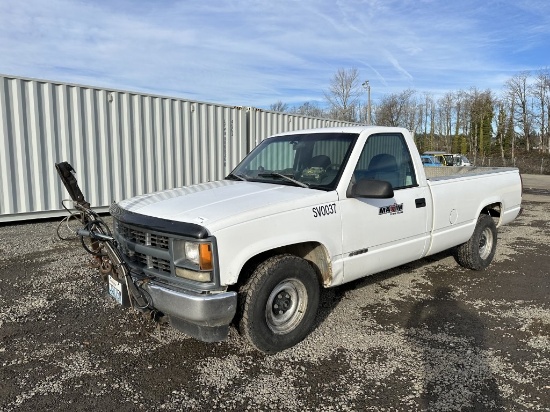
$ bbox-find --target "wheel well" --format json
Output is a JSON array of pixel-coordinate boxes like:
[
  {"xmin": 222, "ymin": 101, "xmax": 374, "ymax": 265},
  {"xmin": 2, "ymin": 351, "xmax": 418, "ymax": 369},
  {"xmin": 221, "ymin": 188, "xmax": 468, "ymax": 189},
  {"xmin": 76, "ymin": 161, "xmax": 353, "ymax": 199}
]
[
  {"xmin": 481, "ymin": 202, "xmax": 502, "ymax": 226},
  {"xmin": 233, "ymin": 242, "xmax": 331, "ymax": 291}
]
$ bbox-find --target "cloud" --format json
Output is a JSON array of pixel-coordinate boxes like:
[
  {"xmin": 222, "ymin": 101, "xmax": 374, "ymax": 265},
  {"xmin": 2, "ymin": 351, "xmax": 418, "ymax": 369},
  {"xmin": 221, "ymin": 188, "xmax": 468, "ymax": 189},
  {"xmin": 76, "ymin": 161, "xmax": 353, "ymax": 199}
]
[{"xmin": 0, "ymin": 0, "xmax": 549, "ymax": 108}]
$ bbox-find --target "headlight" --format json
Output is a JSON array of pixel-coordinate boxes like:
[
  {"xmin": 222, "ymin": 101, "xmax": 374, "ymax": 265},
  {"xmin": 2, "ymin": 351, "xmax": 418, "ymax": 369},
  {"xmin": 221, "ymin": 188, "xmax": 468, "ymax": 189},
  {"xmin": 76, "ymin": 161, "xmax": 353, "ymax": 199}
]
[
  {"xmin": 173, "ymin": 240, "xmax": 214, "ymax": 282},
  {"xmin": 184, "ymin": 242, "xmax": 200, "ymax": 264},
  {"xmin": 184, "ymin": 242, "xmax": 213, "ymax": 270}
]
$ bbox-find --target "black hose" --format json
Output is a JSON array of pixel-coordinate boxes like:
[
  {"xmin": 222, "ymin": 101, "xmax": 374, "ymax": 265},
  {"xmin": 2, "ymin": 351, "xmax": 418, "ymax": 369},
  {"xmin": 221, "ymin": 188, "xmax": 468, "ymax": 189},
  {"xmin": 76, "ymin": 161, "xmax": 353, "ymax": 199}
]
[{"xmin": 80, "ymin": 219, "xmax": 112, "ymax": 256}]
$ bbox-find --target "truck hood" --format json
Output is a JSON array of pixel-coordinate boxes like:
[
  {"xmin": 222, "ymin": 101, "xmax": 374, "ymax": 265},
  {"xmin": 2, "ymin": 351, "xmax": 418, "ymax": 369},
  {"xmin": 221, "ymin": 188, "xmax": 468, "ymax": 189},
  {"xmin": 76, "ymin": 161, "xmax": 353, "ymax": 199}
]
[{"xmin": 116, "ymin": 180, "xmax": 334, "ymax": 232}]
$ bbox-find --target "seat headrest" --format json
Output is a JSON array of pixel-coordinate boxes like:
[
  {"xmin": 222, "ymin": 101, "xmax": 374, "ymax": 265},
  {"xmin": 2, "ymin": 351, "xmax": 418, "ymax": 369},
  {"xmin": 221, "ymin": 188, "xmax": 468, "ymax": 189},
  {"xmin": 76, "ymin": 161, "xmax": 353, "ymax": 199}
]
[
  {"xmin": 309, "ymin": 155, "xmax": 331, "ymax": 168},
  {"xmin": 368, "ymin": 154, "xmax": 397, "ymax": 172}
]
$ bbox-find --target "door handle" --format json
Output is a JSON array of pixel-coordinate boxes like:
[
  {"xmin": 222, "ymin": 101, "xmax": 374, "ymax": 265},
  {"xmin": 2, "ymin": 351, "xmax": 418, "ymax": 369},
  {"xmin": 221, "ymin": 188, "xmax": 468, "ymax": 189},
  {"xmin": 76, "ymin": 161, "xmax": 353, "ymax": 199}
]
[{"xmin": 415, "ymin": 198, "xmax": 426, "ymax": 208}]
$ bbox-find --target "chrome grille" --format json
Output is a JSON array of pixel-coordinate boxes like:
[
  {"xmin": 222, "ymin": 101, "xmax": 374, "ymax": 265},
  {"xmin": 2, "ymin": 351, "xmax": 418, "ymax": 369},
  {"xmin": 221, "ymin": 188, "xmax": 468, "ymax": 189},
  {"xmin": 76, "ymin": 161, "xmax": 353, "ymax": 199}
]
[
  {"xmin": 117, "ymin": 223, "xmax": 169, "ymax": 250},
  {"xmin": 135, "ymin": 252, "xmax": 171, "ymax": 274},
  {"xmin": 115, "ymin": 221, "xmax": 172, "ymax": 275}
]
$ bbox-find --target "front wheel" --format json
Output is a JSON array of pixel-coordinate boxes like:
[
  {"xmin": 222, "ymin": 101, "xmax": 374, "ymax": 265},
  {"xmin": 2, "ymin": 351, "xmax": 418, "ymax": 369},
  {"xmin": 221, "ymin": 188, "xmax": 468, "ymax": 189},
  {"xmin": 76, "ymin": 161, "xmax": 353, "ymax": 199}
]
[
  {"xmin": 454, "ymin": 214, "xmax": 497, "ymax": 270},
  {"xmin": 238, "ymin": 254, "xmax": 320, "ymax": 353}
]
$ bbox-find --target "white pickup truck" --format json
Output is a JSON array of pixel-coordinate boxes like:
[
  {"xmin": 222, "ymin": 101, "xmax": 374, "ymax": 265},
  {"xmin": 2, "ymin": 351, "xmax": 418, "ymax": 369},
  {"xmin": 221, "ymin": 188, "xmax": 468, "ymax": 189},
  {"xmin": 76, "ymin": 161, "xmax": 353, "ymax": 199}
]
[{"xmin": 67, "ymin": 126, "xmax": 522, "ymax": 353}]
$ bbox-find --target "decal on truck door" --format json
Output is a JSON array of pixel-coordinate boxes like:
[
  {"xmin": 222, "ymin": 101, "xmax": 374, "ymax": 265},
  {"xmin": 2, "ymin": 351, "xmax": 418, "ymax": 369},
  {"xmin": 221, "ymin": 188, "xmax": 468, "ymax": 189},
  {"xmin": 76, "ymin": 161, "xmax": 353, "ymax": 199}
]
[
  {"xmin": 379, "ymin": 203, "xmax": 403, "ymax": 215},
  {"xmin": 312, "ymin": 203, "xmax": 337, "ymax": 218}
]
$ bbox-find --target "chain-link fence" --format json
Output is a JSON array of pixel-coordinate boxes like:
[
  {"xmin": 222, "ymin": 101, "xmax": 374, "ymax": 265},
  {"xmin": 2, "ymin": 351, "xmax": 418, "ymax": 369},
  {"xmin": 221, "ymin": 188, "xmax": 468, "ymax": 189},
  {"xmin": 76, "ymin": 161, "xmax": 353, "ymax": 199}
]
[{"xmin": 472, "ymin": 155, "xmax": 550, "ymax": 175}]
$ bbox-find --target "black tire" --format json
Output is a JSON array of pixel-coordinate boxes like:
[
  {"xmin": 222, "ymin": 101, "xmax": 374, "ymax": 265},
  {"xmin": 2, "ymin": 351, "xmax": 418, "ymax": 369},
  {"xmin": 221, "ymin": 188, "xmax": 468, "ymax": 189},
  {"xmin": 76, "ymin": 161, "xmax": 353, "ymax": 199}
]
[
  {"xmin": 238, "ymin": 254, "xmax": 320, "ymax": 353},
  {"xmin": 454, "ymin": 214, "xmax": 497, "ymax": 270}
]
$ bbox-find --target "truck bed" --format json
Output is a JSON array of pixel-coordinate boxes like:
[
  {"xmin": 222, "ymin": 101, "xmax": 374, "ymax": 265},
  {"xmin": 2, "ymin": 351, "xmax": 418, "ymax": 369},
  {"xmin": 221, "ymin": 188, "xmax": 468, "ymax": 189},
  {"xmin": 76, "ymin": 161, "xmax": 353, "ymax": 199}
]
[{"xmin": 424, "ymin": 166, "xmax": 518, "ymax": 181}]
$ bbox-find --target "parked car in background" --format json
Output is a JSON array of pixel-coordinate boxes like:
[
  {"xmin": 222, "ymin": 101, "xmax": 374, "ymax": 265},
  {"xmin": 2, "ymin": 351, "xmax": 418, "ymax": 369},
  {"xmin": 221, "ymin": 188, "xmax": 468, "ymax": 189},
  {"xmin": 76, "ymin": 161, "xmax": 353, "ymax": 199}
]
[
  {"xmin": 452, "ymin": 154, "xmax": 472, "ymax": 166},
  {"xmin": 423, "ymin": 151, "xmax": 472, "ymax": 167},
  {"xmin": 423, "ymin": 151, "xmax": 454, "ymax": 166},
  {"xmin": 421, "ymin": 155, "xmax": 443, "ymax": 167}
]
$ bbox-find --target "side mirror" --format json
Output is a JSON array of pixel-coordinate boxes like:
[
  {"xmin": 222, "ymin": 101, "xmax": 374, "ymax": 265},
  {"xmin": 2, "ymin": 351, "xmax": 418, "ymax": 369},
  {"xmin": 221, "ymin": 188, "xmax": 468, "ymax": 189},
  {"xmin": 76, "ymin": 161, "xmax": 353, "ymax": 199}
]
[{"xmin": 351, "ymin": 179, "xmax": 394, "ymax": 199}]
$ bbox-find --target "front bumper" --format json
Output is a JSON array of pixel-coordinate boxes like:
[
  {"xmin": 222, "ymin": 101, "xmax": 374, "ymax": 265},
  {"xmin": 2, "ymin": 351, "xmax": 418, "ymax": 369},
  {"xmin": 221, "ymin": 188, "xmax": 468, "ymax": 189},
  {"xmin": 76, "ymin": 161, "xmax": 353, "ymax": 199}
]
[
  {"xmin": 109, "ymin": 208, "xmax": 236, "ymax": 341},
  {"xmin": 140, "ymin": 280, "xmax": 237, "ymax": 342}
]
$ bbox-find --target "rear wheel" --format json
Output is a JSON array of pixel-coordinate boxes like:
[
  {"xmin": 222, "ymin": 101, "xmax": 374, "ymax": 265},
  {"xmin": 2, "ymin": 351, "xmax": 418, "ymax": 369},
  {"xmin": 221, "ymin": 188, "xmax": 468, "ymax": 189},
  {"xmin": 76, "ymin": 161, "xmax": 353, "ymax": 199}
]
[
  {"xmin": 238, "ymin": 254, "xmax": 320, "ymax": 353},
  {"xmin": 454, "ymin": 214, "xmax": 497, "ymax": 270}
]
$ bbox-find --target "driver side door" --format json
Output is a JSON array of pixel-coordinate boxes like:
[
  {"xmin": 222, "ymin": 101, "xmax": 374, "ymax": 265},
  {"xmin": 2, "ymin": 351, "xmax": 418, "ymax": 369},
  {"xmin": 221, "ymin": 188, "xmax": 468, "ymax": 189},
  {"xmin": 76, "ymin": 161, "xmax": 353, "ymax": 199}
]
[{"xmin": 340, "ymin": 132, "xmax": 431, "ymax": 282}]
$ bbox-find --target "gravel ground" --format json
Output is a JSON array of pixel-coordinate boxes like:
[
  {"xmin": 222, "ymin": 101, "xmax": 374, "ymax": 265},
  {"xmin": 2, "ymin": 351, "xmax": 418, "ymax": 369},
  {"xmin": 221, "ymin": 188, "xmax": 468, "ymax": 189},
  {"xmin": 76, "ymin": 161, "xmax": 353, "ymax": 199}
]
[{"xmin": 1, "ymin": 196, "xmax": 549, "ymax": 411}]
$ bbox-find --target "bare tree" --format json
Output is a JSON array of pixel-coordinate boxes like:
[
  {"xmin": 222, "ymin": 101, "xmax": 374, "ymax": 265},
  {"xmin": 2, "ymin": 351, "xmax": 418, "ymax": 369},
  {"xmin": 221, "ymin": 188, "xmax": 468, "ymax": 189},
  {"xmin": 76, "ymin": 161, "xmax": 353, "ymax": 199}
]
[
  {"xmin": 405, "ymin": 92, "xmax": 421, "ymax": 135},
  {"xmin": 532, "ymin": 69, "xmax": 550, "ymax": 152},
  {"xmin": 375, "ymin": 89, "xmax": 417, "ymax": 128},
  {"xmin": 508, "ymin": 99, "xmax": 517, "ymax": 160},
  {"xmin": 437, "ymin": 92, "xmax": 455, "ymax": 150},
  {"xmin": 494, "ymin": 98, "xmax": 510, "ymax": 161},
  {"xmin": 453, "ymin": 90, "xmax": 466, "ymax": 140},
  {"xmin": 324, "ymin": 68, "xmax": 362, "ymax": 122},
  {"xmin": 426, "ymin": 93, "xmax": 435, "ymax": 149},
  {"xmin": 420, "ymin": 93, "xmax": 430, "ymax": 146},
  {"xmin": 269, "ymin": 100, "xmax": 289, "ymax": 113},
  {"xmin": 291, "ymin": 102, "xmax": 325, "ymax": 118},
  {"xmin": 506, "ymin": 72, "xmax": 533, "ymax": 150},
  {"xmin": 375, "ymin": 94, "xmax": 399, "ymax": 127}
]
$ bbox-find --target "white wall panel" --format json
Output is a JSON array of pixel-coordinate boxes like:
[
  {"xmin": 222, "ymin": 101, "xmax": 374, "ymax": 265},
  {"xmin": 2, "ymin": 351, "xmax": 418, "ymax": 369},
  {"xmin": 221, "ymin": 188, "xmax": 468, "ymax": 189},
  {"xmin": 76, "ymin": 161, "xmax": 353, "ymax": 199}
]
[
  {"xmin": 0, "ymin": 75, "xmax": 248, "ymax": 222},
  {"xmin": 247, "ymin": 107, "xmax": 358, "ymax": 148}
]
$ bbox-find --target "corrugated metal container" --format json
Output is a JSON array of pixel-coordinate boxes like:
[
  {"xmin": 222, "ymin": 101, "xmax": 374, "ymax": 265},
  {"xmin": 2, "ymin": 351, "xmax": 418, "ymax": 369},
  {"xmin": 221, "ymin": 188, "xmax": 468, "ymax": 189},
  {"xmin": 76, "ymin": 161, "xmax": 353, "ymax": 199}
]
[
  {"xmin": 0, "ymin": 75, "xmax": 247, "ymax": 222},
  {"xmin": 246, "ymin": 107, "xmax": 357, "ymax": 148},
  {"xmin": 1, "ymin": 74, "xmax": 358, "ymax": 222}
]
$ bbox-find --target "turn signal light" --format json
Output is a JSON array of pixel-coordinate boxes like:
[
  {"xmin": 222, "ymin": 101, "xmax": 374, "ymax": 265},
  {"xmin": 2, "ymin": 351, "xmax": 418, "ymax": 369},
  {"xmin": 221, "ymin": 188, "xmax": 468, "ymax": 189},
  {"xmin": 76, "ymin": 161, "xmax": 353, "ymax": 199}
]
[{"xmin": 199, "ymin": 243, "xmax": 213, "ymax": 270}]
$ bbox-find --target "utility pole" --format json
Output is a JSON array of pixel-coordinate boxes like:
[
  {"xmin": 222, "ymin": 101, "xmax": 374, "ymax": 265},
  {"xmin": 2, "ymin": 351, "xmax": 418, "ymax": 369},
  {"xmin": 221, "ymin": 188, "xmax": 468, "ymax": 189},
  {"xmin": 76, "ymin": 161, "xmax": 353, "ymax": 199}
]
[{"xmin": 362, "ymin": 80, "xmax": 371, "ymax": 125}]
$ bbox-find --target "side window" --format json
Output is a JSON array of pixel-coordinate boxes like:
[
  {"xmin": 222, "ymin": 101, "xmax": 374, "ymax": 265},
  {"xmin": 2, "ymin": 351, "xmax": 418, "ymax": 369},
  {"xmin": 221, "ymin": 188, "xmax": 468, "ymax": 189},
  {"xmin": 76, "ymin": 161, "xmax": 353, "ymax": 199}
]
[{"xmin": 353, "ymin": 133, "xmax": 417, "ymax": 189}]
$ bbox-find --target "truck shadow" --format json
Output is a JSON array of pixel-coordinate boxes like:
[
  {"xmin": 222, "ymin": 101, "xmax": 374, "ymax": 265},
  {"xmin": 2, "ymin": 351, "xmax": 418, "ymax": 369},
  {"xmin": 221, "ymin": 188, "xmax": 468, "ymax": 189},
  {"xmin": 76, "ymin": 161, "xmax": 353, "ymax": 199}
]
[
  {"xmin": 314, "ymin": 249, "xmax": 456, "ymax": 328},
  {"xmin": 405, "ymin": 286, "xmax": 504, "ymax": 410},
  {"xmin": 313, "ymin": 253, "xmax": 504, "ymax": 410}
]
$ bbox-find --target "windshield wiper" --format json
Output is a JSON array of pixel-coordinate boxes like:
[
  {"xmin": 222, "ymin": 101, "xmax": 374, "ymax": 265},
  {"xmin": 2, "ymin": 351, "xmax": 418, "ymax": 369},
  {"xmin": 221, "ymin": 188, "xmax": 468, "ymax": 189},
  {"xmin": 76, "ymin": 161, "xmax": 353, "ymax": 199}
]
[
  {"xmin": 226, "ymin": 172, "xmax": 247, "ymax": 181},
  {"xmin": 258, "ymin": 173, "xmax": 310, "ymax": 188}
]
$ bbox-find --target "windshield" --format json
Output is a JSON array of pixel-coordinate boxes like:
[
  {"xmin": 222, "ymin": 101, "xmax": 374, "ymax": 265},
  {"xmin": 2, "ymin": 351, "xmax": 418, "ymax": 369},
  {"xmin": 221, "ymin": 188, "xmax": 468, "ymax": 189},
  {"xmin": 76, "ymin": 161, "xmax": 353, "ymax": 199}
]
[{"xmin": 229, "ymin": 132, "xmax": 358, "ymax": 190}]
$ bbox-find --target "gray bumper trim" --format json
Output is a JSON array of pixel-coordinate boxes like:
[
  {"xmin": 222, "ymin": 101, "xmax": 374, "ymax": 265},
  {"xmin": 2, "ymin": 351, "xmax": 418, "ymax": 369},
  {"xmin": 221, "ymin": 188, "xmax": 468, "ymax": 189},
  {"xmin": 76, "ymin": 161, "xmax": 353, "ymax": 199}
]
[{"xmin": 142, "ymin": 282, "xmax": 237, "ymax": 327}]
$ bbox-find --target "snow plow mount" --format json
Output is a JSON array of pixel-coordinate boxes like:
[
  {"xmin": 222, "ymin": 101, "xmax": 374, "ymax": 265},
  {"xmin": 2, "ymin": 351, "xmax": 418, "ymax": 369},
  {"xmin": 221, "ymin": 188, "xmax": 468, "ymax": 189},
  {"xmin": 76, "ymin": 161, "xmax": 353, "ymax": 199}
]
[{"xmin": 54, "ymin": 162, "xmax": 149, "ymax": 309}]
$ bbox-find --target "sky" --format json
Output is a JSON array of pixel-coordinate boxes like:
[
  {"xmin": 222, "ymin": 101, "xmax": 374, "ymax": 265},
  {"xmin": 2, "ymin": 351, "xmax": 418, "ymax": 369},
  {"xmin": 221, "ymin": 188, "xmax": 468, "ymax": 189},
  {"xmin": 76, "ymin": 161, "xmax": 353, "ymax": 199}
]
[{"xmin": 1, "ymin": 0, "xmax": 549, "ymax": 110}]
